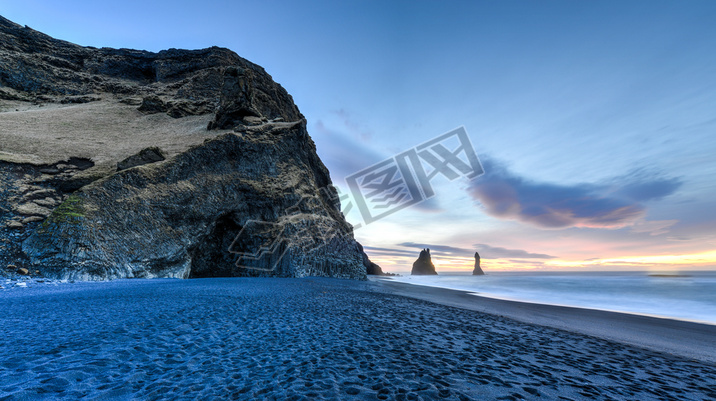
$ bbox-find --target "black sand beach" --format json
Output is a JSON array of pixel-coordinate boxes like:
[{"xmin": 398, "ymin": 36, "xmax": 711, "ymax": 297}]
[
  {"xmin": 1, "ymin": 277, "xmax": 715, "ymax": 400},
  {"xmin": 374, "ymin": 277, "xmax": 716, "ymax": 364}
]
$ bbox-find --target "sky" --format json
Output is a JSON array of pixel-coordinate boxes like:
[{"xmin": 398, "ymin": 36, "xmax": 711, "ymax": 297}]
[{"xmin": 2, "ymin": 0, "xmax": 716, "ymax": 273}]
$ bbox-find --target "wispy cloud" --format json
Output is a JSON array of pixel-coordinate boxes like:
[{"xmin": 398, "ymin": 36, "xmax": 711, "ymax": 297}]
[
  {"xmin": 362, "ymin": 246, "xmax": 420, "ymax": 259},
  {"xmin": 398, "ymin": 242, "xmax": 473, "ymax": 257},
  {"xmin": 629, "ymin": 219, "xmax": 678, "ymax": 236},
  {"xmin": 608, "ymin": 169, "xmax": 683, "ymax": 203},
  {"xmin": 331, "ymin": 109, "xmax": 373, "ymax": 142},
  {"xmin": 398, "ymin": 242, "xmax": 556, "ymax": 259},
  {"xmin": 508, "ymin": 259, "xmax": 545, "ymax": 264},
  {"xmin": 313, "ymin": 118, "xmax": 443, "ymax": 213},
  {"xmin": 473, "ymin": 243, "xmax": 556, "ymax": 259},
  {"xmin": 467, "ymin": 157, "xmax": 682, "ymax": 230},
  {"xmin": 313, "ymin": 119, "xmax": 384, "ymax": 181}
]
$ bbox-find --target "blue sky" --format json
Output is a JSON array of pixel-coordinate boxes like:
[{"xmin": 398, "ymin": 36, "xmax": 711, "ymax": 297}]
[{"xmin": 2, "ymin": 1, "xmax": 716, "ymax": 272}]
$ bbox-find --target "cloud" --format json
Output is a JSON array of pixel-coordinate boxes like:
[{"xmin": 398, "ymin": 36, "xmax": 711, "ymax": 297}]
[
  {"xmin": 610, "ymin": 170, "xmax": 683, "ymax": 202},
  {"xmin": 313, "ymin": 120, "xmax": 384, "ymax": 181},
  {"xmin": 467, "ymin": 157, "xmax": 682, "ymax": 230},
  {"xmin": 507, "ymin": 259, "xmax": 547, "ymax": 265},
  {"xmin": 473, "ymin": 243, "xmax": 556, "ymax": 259},
  {"xmin": 362, "ymin": 246, "xmax": 420, "ymax": 259},
  {"xmin": 313, "ymin": 119, "xmax": 443, "ymax": 213},
  {"xmin": 629, "ymin": 219, "xmax": 678, "ymax": 236},
  {"xmin": 331, "ymin": 109, "xmax": 373, "ymax": 142},
  {"xmin": 398, "ymin": 242, "xmax": 556, "ymax": 259},
  {"xmin": 666, "ymin": 236, "xmax": 692, "ymax": 242},
  {"xmin": 398, "ymin": 242, "xmax": 473, "ymax": 256},
  {"xmin": 411, "ymin": 197, "xmax": 443, "ymax": 213}
]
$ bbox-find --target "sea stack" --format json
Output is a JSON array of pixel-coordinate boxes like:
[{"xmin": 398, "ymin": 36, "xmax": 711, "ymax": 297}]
[
  {"xmin": 472, "ymin": 252, "xmax": 485, "ymax": 275},
  {"xmin": 411, "ymin": 248, "xmax": 437, "ymax": 275}
]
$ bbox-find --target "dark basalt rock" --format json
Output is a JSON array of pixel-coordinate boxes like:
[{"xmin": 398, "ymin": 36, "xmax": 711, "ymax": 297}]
[
  {"xmin": 0, "ymin": 15, "xmax": 292, "ymax": 120},
  {"xmin": 207, "ymin": 65, "xmax": 302, "ymax": 130},
  {"xmin": 0, "ymin": 159, "xmax": 81, "ymax": 273},
  {"xmin": 356, "ymin": 242, "xmax": 385, "ymax": 275},
  {"xmin": 472, "ymin": 251, "xmax": 485, "ymax": 275},
  {"xmin": 117, "ymin": 147, "xmax": 166, "ymax": 171},
  {"xmin": 60, "ymin": 95, "xmax": 102, "ymax": 104},
  {"xmin": 137, "ymin": 95, "xmax": 213, "ymax": 118},
  {"xmin": 0, "ymin": 15, "xmax": 375, "ymax": 280},
  {"xmin": 23, "ymin": 126, "xmax": 368, "ymax": 280},
  {"xmin": 366, "ymin": 261, "xmax": 384, "ymax": 275},
  {"xmin": 411, "ymin": 248, "xmax": 437, "ymax": 275}
]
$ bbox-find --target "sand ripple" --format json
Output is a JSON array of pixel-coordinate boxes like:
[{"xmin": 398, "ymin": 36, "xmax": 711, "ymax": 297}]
[{"xmin": 0, "ymin": 278, "xmax": 715, "ymax": 400}]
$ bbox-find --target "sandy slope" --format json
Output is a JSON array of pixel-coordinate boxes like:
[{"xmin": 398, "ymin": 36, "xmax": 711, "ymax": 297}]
[
  {"xmin": 1, "ymin": 278, "xmax": 714, "ymax": 400},
  {"xmin": 0, "ymin": 99, "xmax": 226, "ymax": 167}
]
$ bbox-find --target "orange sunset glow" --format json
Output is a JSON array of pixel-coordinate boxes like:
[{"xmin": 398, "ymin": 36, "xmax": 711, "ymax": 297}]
[{"xmin": 369, "ymin": 249, "xmax": 716, "ymax": 274}]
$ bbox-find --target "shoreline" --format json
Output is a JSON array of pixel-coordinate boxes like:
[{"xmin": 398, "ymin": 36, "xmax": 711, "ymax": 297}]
[{"xmin": 369, "ymin": 277, "xmax": 716, "ymax": 364}]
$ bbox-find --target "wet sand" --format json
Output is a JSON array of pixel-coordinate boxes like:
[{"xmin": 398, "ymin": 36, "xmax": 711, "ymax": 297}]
[{"xmin": 1, "ymin": 277, "xmax": 715, "ymax": 400}]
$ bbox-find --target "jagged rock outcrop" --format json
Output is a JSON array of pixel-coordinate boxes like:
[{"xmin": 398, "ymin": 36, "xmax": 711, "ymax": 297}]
[
  {"xmin": 472, "ymin": 251, "xmax": 485, "ymax": 275},
  {"xmin": 411, "ymin": 248, "xmax": 437, "ymax": 275},
  {"xmin": 207, "ymin": 65, "xmax": 303, "ymax": 130},
  {"xmin": 0, "ymin": 15, "xmax": 373, "ymax": 280},
  {"xmin": 23, "ymin": 124, "xmax": 366, "ymax": 280},
  {"xmin": 366, "ymin": 261, "xmax": 385, "ymax": 275},
  {"xmin": 1, "ymin": 16, "xmax": 236, "ymax": 107},
  {"xmin": 117, "ymin": 147, "xmax": 166, "ymax": 171},
  {"xmin": 356, "ymin": 242, "xmax": 385, "ymax": 275}
]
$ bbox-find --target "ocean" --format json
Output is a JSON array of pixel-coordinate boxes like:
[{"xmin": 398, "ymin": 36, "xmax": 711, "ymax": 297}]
[{"xmin": 388, "ymin": 270, "xmax": 716, "ymax": 325}]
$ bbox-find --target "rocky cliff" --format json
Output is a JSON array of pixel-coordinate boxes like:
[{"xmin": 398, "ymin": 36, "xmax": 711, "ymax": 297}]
[
  {"xmin": 0, "ymin": 16, "xmax": 370, "ymax": 280},
  {"xmin": 411, "ymin": 248, "xmax": 437, "ymax": 275}
]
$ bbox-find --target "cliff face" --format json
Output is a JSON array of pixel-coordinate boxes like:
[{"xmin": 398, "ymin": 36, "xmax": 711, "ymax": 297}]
[
  {"xmin": 0, "ymin": 16, "xmax": 368, "ymax": 280},
  {"xmin": 0, "ymin": 15, "xmax": 300, "ymax": 127}
]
